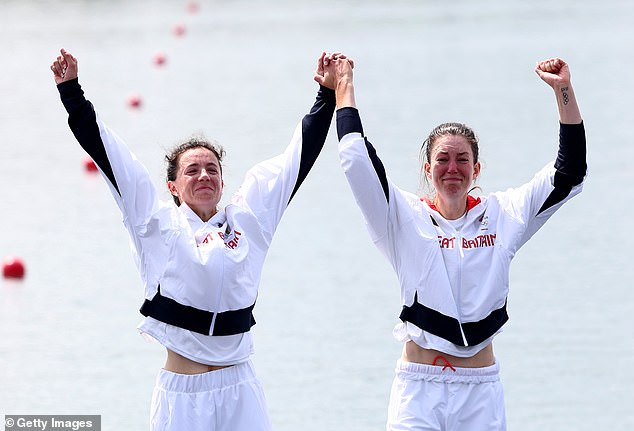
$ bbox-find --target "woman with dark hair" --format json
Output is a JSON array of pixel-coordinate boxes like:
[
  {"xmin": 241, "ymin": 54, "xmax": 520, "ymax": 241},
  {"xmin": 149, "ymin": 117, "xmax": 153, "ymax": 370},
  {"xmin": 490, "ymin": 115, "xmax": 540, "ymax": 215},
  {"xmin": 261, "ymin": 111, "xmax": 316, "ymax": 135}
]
[
  {"xmin": 328, "ymin": 55, "xmax": 586, "ymax": 430},
  {"xmin": 51, "ymin": 48, "xmax": 343, "ymax": 431}
]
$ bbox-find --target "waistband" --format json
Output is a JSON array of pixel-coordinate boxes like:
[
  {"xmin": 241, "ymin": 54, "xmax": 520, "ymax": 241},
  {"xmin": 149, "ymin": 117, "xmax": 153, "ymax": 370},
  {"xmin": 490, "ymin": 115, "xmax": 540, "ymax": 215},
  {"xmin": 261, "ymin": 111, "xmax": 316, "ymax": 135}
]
[
  {"xmin": 155, "ymin": 360, "xmax": 257, "ymax": 393},
  {"xmin": 395, "ymin": 359, "xmax": 500, "ymax": 384}
]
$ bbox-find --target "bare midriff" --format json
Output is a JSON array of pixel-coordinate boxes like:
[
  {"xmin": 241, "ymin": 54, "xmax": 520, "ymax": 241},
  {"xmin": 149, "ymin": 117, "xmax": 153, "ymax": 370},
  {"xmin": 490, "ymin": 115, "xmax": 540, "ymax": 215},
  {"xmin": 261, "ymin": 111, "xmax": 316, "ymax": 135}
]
[
  {"xmin": 403, "ymin": 341, "xmax": 495, "ymax": 368},
  {"xmin": 164, "ymin": 349, "xmax": 233, "ymax": 374}
]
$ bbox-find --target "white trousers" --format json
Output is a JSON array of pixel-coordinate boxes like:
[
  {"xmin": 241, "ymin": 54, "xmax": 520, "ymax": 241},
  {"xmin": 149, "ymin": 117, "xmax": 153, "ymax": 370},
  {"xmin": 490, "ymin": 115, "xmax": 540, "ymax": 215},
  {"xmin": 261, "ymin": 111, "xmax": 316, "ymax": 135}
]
[
  {"xmin": 150, "ymin": 360, "xmax": 272, "ymax": 431},
  {"xmin": 387, "ymin": 360, "xmax": 506, "ymax": 431}
]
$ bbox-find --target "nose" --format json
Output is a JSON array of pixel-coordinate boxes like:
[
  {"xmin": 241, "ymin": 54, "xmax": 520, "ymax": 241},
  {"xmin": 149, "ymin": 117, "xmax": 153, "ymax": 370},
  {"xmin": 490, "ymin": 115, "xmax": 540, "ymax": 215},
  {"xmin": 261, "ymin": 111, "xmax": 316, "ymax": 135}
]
[
  {"xmin": 447, "ymin": 159, "xmax": 459, "ymax": 173},
  {"xmin": 199, "ymin": 168, "xmax": 211, "ymax": 180}
]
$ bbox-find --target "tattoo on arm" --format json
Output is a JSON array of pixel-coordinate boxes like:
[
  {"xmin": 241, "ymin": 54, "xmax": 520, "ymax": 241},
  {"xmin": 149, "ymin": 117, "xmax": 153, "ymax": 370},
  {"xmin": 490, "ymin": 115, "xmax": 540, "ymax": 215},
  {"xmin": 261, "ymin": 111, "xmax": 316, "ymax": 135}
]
[{"xmin": 561, "ymin": 86, "xmax": 569, "ymax": 106}]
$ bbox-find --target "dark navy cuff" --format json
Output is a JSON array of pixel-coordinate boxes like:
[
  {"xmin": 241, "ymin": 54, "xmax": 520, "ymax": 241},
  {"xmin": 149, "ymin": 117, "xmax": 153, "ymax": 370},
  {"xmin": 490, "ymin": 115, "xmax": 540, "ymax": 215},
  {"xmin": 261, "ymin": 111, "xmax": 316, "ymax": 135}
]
[
  {"xmin": 336, "ymin": 107, "xmax": 364, "ymax": 140},
  {"xmin": 556, "ymin": 121, "xmax": 587, "ymax": 181},
  {"xmin": 317, "ymin": 85, "xmax": 335, "ymax": 102},
  {"xmin": 57, "ymin": 78, "xmax": 86, "ymax": 114}
]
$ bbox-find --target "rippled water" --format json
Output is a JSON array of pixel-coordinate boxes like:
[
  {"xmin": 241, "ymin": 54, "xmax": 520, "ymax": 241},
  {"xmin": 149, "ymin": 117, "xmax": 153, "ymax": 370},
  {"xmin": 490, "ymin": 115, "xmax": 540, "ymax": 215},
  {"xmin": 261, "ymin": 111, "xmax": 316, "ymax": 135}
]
[{"xmin": 1, "ymin": 1, "xmax": 633, "ymax": 430}]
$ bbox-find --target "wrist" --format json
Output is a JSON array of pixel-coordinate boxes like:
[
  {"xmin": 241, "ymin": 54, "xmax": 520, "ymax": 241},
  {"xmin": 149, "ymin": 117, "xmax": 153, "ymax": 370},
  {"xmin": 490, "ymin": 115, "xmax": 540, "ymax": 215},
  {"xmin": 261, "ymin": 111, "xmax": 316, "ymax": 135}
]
[
  {"xmin": 336, "ymin": 78, "xmax": 354, "ymax": 92},
  {"xmin": 553, "ymin": 81, "xmax": 572, "ymax": 92},
  {"xmin": 335, "ymin": 82, "xmax": 356, "ymax": 109}
]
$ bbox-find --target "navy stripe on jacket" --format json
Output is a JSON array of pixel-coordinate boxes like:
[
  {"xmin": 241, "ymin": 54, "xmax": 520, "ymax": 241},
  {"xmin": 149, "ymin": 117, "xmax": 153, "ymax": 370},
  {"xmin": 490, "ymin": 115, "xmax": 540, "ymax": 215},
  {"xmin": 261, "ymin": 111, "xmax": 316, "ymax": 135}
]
[
  {"xmin": 58, "ymin": 79, "xmax": 120, "ymax": 195},
  {"xmin": 337, "ymin": 107, "xmax": 389, "ymax": 202}
]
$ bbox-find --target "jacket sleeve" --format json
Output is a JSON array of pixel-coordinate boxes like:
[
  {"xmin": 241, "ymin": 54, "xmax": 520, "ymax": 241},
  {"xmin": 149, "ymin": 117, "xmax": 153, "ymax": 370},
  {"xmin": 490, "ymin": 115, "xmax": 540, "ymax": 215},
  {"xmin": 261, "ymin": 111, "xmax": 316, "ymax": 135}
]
[
  {"xmin": 336, "ymin": 107, "xmax": 432, "ymax": 269},
  {"xmin": 232, "ymin": 86, "xmax": 335, "ymax": 239},
  {"xmin": 499, "ymin": 122, "xmax": 587, "ymax": 250},
  {"xmin": 536, "ymin": 122, "xmax": 587, "ymax": 215},
  {"xmin": 336, "ymin": 107, "xmax": 395, "ymax": 244},
  {"xmin": 57, "ymin": 79, "xmax": 159, "ymax": 229}
]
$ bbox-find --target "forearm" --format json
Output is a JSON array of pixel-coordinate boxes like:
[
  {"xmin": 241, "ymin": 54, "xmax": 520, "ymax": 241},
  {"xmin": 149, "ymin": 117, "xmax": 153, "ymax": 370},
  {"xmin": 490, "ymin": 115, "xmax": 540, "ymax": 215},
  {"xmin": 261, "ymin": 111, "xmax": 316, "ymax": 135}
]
[
  {"xmin": 552, "ymin": 82, "xmax": 586, "ymax": 185},
  {"xmin": 57, "ymin": 79, "xmax": 120, "ymax": 195},
  {"xmin": 555, "ymin": 122, "xmax": 587, "ymax": 185},
  {"xmin": 554, "ymin": 83, "xmax": 582, "ymax": 124},
  {"xmin": 287, "ymin": 85, "xmax": 336, "ymax": 202},
  {"xmin": 336, "ymin": 80, "xmax": 356, "ymax": 109},
  {"xmin": 58, "ymin": 78, "xmax": 89, "ymax": 114}
]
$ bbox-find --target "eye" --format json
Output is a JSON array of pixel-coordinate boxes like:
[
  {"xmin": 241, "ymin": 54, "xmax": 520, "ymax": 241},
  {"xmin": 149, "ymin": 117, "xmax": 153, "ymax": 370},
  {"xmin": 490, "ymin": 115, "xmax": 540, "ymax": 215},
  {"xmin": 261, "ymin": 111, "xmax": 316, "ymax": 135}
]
[{"xmin": 185, "ymin": 168, "xmax": 198, "ymax": 175}]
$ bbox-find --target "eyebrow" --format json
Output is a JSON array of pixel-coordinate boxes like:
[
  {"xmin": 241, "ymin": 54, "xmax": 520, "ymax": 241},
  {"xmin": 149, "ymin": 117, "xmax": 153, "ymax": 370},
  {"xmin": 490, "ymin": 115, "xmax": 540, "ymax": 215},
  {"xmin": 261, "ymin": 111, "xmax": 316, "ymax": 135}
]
[
  {"xmin": 436, "ymin": 151, "xmax": 471, "ymax": 156},
  {"xmin": 183, "ymin": 161, "xmax": 220, "ymax": 169}
]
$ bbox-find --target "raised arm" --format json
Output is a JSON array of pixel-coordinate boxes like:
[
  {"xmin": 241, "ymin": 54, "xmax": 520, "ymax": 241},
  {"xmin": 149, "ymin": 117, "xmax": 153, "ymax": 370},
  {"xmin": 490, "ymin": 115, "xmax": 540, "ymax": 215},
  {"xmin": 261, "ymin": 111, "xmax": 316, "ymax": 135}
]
[
  {"xmin": 328, "ymin": 55, "xmax": 399, "ymax": 246},
  {"xmin": 533, "ymin": 58, "xmax": 586, "ymax": 217},
  {"xmin": 50, "ymin": 49, "xmax": 120, "ymax": 194},
  {"xmin": 51, "ymin": 48, "xmax": 159, "ymax": 228},
  {"xmin": 233, "ymin": 52, "xmax": 339, "ymax": 238},
  {"xmin": 535, "ymin": 58, "xmax": 582, "ymax": 125}
]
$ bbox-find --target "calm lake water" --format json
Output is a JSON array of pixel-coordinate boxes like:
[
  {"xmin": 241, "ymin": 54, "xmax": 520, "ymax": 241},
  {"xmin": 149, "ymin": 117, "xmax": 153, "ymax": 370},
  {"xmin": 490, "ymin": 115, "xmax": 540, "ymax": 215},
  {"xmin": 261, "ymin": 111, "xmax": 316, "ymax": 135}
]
[{"xmin": 1, "ymin": 1, "xmax": 633, "ymax": 430}]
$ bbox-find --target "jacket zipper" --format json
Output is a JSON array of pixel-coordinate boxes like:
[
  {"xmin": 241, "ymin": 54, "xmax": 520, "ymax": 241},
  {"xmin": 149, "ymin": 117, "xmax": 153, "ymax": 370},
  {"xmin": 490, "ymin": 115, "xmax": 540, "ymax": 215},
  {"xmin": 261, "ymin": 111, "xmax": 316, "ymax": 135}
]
[{"xmin": 456, "ymin": 224, "xmax": 469, "ymax": 346}]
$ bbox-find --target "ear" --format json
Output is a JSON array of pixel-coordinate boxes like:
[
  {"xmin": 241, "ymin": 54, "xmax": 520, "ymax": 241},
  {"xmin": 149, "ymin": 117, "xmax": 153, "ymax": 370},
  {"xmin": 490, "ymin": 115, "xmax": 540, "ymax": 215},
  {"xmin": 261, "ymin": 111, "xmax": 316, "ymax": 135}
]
[
  {"xmin": 473, "ymin": 161, "xmax": 481, "ymax": 181},
  {"xmin": 167, "ymin": 181, "xmax": 178, "ymax": 196},
  {"xmin": 423, "ymin": 162, "xmax": 432, "ymax": 180}
]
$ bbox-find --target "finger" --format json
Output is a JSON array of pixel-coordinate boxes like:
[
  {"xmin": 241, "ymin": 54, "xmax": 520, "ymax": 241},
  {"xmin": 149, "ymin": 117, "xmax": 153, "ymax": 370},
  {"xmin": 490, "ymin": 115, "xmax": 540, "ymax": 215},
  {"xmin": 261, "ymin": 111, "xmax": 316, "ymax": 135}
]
[
  {"xmin": 61, "ymin": 49, "xmax": 73, "ymax": 65},
  {"xmin": 347, "ymin": 58, "xmax": 355, "ymax": 69},
  {"xmin": 548, "ymin": 59, "xmax": 560, "ymax": 72},
  {"xmin": 52, "ymin": 60, "xmax": 62, "ymax": 76},
  {"xmin": 61, "ymin": 48, "xmax": 78, "ymax": 69},
  {"xmin": 316, "ymin": 52, "xmax": 325, "ymax": 74},
  {"xmin": 537, "ymin": 60, "xmax": 551, "ymax": 73},
  {"xmin": 323, "ymin": 51, "xmax": 331, "ymax": 66},
  {"xmin": 540, "ymin": 60, "xmax": 551, "ymax": 72}
]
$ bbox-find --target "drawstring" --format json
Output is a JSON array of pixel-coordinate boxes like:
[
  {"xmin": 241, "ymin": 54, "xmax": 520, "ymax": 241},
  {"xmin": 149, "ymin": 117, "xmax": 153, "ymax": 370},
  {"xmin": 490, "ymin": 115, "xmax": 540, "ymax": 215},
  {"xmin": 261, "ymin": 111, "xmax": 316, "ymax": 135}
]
[{"xmin": 432, "ymin": 355, "xmax": 456, "ymax": 372}]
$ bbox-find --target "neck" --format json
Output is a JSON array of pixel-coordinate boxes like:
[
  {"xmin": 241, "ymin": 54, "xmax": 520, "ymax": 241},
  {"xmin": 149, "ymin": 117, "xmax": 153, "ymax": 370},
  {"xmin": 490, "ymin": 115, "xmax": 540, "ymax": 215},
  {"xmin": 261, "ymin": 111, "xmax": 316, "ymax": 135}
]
[
  {"xmin": 185, "ymin": 203, "xmax": 218, "ymax": 222},
  {"xmin": 197, "ymin": 208, "xmax": 217, "ymax": 222},
  {"xmin": 433, "ymin": 195, "xmax": 468, "ymax": 220}
]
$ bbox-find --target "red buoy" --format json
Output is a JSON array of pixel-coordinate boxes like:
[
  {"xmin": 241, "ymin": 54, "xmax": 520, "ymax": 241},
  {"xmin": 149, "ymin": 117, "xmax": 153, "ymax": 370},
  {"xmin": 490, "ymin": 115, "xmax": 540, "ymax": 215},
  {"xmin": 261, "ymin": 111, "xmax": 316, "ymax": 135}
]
[
  {"xmin": 127, "ymin": 94, "xmax": 142, "ymax": 109},
  {"xmin": 84, "ymin": 157, "xmax": 98, "ymax": 172},
  {"xmin": 153, "ymin": 52, "xmax": 167, "ymax": 66},
  {"xmin": 2, "ymin": 256, "xmax": 25, "ymax": 279},
  {"xmin": 173, "ymin": 24, "xmax": 186, "ymax": 37},
  {"xmin": 187, "ymin": 1, "xmax": 200, "ymax": 13}
]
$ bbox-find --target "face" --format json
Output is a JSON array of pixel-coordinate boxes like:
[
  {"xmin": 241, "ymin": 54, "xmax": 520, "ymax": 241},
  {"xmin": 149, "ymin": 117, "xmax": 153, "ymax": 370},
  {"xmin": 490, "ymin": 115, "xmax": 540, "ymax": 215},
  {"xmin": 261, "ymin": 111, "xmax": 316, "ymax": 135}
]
[
  {"xmin": 167, "ymin": 147, "xmax": 223, "ymax": 219},
  {"xmin": 424, "ymin": 135, "xmax": 480, "ymax": 201}
]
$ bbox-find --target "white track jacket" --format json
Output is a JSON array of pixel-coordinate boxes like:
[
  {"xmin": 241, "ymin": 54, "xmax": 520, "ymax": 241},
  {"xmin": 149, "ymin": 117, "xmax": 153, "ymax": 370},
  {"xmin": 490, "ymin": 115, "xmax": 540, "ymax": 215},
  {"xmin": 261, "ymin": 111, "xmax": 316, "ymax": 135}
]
[
  {"xmin": 337, "ymin": 107, "xmax": 586, "ymax": 357},
  {"xmin": 58, "ymin": 79, "xmax": 335, "ymax": 365}
]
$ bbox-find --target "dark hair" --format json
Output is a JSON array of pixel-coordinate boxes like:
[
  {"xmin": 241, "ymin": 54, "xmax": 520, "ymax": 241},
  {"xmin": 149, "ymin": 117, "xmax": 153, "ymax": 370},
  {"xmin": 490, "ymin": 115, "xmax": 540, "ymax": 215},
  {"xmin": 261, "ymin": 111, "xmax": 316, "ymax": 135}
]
[
  {"xmin": 165, "ymin": 135, "xmax": 225, "ymax": 206},
  {"xmin": 419, "ymin": 122, "xmax": 480, "ymax": 195}
]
